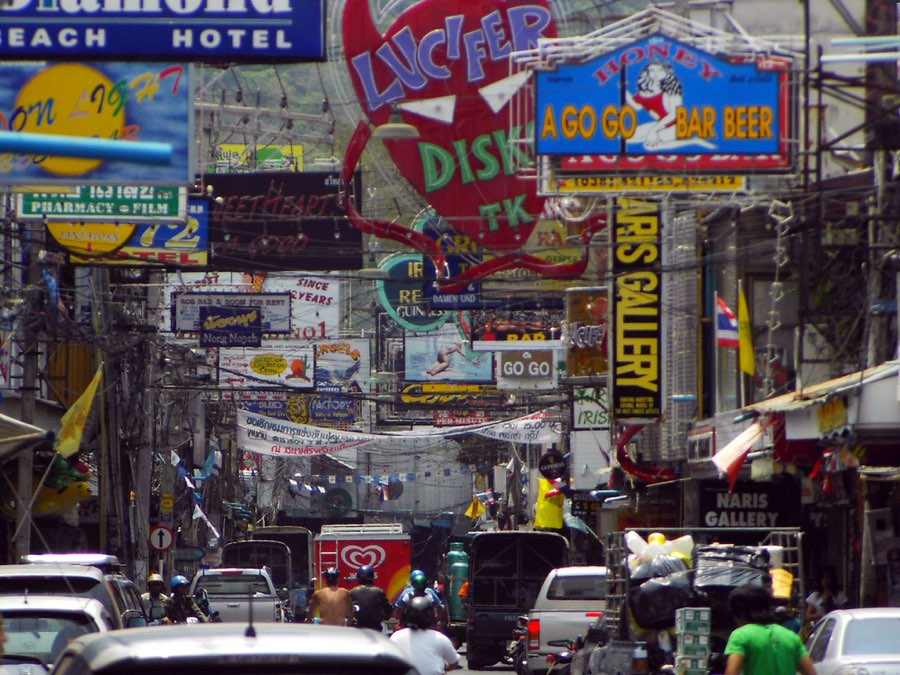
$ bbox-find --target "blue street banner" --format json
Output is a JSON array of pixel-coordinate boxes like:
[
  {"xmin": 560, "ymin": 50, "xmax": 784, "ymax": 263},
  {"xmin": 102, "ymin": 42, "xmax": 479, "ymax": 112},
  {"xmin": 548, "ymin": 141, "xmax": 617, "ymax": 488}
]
[
  {"xmin": 536, "ymin": 34, "xmax": 789, "ymax": 158},
  {"xmin": 0, "ymin": 62, "xmax": 192, "ymax": 185},
  {"xmin": 0, "ymin": 0, "xmax": 325, "ymax": 62},
  {"xmin": 199, "ymin": 305, "xmax": 262, "ymax": 348}
]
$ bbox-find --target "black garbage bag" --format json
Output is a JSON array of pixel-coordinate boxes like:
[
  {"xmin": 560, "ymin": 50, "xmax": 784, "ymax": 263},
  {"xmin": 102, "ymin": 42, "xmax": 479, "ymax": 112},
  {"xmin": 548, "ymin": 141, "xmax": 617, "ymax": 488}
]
[
  {"xmin": 693, "ymin": 545, "xmax": 771, "ymax": 628},
  {"xmin": 629, "ymin": 569, "xmax": 695, "ymax": 629}
]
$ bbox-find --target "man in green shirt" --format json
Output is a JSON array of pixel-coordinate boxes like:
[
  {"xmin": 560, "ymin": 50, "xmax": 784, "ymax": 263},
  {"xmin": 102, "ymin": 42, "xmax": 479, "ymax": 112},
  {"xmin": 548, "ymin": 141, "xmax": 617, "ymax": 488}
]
[{"xmin": 724, "ymin": 585, "xmax": 817, "ymax": 675}]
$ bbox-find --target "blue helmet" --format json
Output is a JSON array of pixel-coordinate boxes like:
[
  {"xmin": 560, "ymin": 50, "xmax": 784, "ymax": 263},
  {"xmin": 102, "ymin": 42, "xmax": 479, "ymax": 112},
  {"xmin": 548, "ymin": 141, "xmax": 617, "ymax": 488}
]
[
  {"xmin": 357, "ymin": 565, "xmax": 375, "ymax": 584},
  {"xmin": 324, "ymin": 567, "xmax": 340, "ymax": 583},
  {"xmin": 171, "ymin": 575, "xmax": 190, "ymax": 591}
]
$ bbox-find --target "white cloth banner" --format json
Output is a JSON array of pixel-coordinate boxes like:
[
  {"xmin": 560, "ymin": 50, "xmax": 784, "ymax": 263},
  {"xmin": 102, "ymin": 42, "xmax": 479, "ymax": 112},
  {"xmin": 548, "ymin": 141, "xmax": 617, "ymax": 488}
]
[{"xmin": 236, "ymin": 408, "xmax": 562, "ymax": 456}]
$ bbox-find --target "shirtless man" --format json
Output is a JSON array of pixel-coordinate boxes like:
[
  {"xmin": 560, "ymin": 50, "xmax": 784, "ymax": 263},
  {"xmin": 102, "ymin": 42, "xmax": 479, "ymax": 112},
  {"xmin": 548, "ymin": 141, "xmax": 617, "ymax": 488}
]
[{"xmin": 306, "ymin": 567, "xmax": 354, "ymax": 626}]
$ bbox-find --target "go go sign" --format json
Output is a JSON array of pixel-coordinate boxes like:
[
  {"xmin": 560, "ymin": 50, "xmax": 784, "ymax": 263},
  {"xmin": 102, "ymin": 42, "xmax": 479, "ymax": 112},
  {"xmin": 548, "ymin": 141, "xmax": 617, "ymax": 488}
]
[
  {"xmin": 500, "ymin": 350, "xmax": 554, "ymax": 380},
  {"xmin": 535, "ymin": 33, "xmax": 788, "ymax": 158}
]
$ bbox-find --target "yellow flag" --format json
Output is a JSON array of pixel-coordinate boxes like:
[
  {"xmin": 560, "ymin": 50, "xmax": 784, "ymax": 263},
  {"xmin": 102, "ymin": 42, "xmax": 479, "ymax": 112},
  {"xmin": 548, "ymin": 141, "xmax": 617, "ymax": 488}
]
[
  {"xmin": 55, "ymin": 364, "xmax": 103, "ymax": 458},
  {"xmin": 464, "ymin": 497, "xmax": 485, "ymax": 520},
  {"xmin": 738, "ymin": 289, "xmax": 755, "ymax": 376}
]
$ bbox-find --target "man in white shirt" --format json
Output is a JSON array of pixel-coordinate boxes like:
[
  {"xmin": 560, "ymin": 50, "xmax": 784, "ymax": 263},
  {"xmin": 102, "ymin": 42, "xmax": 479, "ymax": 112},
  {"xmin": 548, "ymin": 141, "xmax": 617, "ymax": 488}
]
[{"xmin": 390, "ymin": 596, "xmax": 459, "ymax": 675}]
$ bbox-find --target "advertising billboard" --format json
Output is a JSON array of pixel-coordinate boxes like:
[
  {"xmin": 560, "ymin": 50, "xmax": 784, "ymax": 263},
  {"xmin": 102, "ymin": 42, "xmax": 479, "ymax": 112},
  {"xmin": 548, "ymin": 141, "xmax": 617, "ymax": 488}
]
[
  {"xmin": 404, "ymin": 325, "xmax": 493, "ymax": 383},
  {"xmin": 218, "ymin": 345, "xmax": 316, "ymax": 389},
  {"xmin": 611, "ymin": 198, "xmax": 661, "ymax": 421},
  {"xmin": 0, "ymin": 0, "xmax": 325, "ymax": 62},
  {"xmin": 535, "ymin": 34, "xmax": 791, "ymax": 169},
  {"xmin": 0, "ymin": 61, "xmax": 192, "ymax": 185},
  {"xmin": 206, "ymin": 171, "xmax": 363, "ymax": 272}
]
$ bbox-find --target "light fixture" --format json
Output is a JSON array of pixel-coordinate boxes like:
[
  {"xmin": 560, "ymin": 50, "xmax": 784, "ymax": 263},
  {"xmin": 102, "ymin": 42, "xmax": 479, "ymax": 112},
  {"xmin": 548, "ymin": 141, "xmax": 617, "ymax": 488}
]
[{"xmin": 372, "ymin": 104, "xmax": 419, "ymax": 140}]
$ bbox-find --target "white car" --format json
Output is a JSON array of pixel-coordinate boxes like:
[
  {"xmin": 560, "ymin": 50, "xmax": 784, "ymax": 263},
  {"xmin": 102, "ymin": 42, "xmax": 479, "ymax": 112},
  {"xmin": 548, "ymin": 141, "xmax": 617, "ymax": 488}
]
[
  {"xmin": 53, "ymin": 623, "xmax": 416, "ymax": 675},
  {"xmin": 0, "ymin": 595, "xmax": 114, "ymax": 674},
  {"xmin": 806, "ymin": 607, "xmax": 900, "ymax": 674}
]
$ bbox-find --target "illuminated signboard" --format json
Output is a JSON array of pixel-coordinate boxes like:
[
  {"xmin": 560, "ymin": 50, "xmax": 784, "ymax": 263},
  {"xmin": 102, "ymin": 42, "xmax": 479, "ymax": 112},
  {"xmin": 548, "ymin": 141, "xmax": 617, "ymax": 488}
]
[
  {"xmin": 0, "ymin": 0, "xmax": 325, "ymax": 62},
  {"xmin": 0, "ymin": 62, "xmax": 192, "ymax": 185},
  {"xmin": 535, "ymin": 34, "xmax": 790, "ymax": 162}
]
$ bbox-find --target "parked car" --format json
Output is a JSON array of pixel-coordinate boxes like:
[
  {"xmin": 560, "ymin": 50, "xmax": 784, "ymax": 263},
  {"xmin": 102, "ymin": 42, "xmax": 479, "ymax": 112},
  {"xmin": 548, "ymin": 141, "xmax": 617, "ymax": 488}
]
[
  {"xmin": 190, "ymin": 568, "xmax": 287, "ymax": 623},
  {"xmin": 0, "ymin": 564, "xmax": 145, "ymax": 629},
  {"xmin": 52, "ymin": 623, "xmax": 417, "ymax": 675},
  {"xmin": 806, "ymin": 607, "xmax": 900, "ymax": 675},
  {"xmin": 17, "ymin": 554, "xmax": 147, "ymax": 628},
  {"xmin": 525, "ymin": 566, "xmax": 607, "ymax": 675},
  {"xmin": 0, "ymin": 595, "xmax": 114, "ymax": 673}
]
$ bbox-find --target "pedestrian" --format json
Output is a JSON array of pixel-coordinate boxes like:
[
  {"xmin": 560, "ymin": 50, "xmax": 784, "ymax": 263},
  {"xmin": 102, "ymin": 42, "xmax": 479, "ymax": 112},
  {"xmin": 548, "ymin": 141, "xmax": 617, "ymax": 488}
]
[
  {"xmin": 805, "ymin": 566, "xmax": 847, "ymax": 624},
  {"xmin": 292, "ymin": 577, "xmax": 316, "ymax": 623},
  {"xmin": 307, "ymin": 567, "xmax": 354, "ymax": 626},
  {"xmin": 724, "ymin": 585, "xmax": 816, "ymax": 675},
  {"xmin": 350, "ymin": 565, "xmax": 392, "ymax": 631},
  {"xmin": 390, "ymin": 596, "xmax": 460, "ymax": 675},
  {"xmin": 141, "ymin": 573, "xmax": 169, "ymax": 623}
]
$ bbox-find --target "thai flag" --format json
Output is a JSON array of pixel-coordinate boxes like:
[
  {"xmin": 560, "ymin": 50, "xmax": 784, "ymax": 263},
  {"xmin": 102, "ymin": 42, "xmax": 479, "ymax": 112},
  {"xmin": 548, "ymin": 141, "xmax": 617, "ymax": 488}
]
[{"xmin": 716, "ymin": 297, "xmax": 740, "ymax": 348}]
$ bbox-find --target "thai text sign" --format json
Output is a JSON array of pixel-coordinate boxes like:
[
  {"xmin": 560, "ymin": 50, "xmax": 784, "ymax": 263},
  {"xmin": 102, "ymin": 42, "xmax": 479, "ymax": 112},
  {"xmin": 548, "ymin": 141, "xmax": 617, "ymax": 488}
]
[
  {"xmin": 535, "ymin": 34, "xmax": 789, "ymax": 159},
  {"xmin": 0, "ymin": 0, "xmax": 325, "ymax": 62},
  {"xmin": 19, "ymin": 186, "xmax": 185, "ymax": 223},
  {"xmin": 0, "ymin": 62, "xmax": 191, "ymax": 185},
  {"xmin": 611, "ymin": 198, "xmax": 661, "ymax": 420}
]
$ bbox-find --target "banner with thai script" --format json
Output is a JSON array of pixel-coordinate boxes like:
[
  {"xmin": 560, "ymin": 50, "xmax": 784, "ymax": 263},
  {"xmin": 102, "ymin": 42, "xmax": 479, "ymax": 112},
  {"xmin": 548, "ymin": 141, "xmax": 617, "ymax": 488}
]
[{"xmin": 236, "ymin": 407, "xmax": 563, "ymax": 456}]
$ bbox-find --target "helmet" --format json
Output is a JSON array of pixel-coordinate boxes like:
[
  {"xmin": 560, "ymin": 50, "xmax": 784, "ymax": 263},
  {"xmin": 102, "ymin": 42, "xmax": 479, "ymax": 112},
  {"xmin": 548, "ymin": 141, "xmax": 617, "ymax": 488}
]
[
  {"xmin": 308, "ymin": 577, "xmax": 317, "ymax": 589},
  {"xmin": 147, "ymin": 573, "xmax": 164, "ymax": 586},
  {"xmin": 357, "ymin": 565, "xmax": 375, "ymax": 584},
  {"xmin": 405, "ymin": 594, "xmax": 435, "ymax": 629},
  {"xmin": 324, "ymin": 567, "xmax": 340, "ymax": 583},
  {"xmin": 171, "ymin": 575, "xmax": 190, "ymax": 591},
  {"xmin": 409, "ymin": 569, "xmax": 427, "ymax": 592}
]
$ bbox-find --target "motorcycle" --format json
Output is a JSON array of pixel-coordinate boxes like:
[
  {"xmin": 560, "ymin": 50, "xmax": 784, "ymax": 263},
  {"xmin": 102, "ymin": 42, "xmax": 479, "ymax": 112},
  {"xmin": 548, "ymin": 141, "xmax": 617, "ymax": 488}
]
[
  {"xmin": 503, "ymin": 615, "xmax": 529, "ymax": 675},
  {"xmin": 193, "ymin": 588, "xmax": 222, "ymax": 623},
  {"xmin": 545, "ymin": 644, "xmax": 574, "ymax": 675}
]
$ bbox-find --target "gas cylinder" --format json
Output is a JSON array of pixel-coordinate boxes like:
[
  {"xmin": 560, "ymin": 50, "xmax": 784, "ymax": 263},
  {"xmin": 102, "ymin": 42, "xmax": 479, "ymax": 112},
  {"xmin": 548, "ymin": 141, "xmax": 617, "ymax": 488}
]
[{"xmin": 447, "ymin": 542, "xmax": 469, "ymax": 622}]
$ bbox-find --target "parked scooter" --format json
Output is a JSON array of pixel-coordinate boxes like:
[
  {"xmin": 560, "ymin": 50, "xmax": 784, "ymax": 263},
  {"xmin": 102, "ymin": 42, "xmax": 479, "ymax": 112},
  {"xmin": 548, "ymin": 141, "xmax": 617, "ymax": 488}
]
[{"xmin": 503, "ymin": 615, "xmax": 529, "ymax": 675}]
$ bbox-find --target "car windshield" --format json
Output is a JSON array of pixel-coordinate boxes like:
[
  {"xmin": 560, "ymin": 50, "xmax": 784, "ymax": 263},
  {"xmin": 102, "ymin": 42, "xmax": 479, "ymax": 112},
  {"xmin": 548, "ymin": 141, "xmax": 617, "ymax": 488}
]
[
  {"xmin": 843, "ymin": 617, "xmax": 900, "ymax": 655},
  {"xmin": 194, "ymin": 575, "xmax": 271, "ymax": 595},
  {"xmin": 546, "ymin": 576, "xmax": 606, "ymax": 601},
  {"xmin": 3, "ymin": 611, "xmax": 95, "ymax": 665}
]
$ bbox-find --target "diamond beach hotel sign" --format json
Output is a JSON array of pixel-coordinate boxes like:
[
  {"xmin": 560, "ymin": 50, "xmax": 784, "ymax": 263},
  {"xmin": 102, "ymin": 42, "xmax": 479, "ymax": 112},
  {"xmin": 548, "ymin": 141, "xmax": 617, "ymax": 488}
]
[{"xmin": 0, "ymin": 0, "xmax": 326, "ymax": 62}]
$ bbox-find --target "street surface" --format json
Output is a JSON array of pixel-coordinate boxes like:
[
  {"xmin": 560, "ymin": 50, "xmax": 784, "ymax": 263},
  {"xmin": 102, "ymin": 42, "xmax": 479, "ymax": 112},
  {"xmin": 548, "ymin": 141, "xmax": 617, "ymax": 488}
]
[{"xmin": 457, "ymin": 649, "xmax": 512, "ymax": 675}]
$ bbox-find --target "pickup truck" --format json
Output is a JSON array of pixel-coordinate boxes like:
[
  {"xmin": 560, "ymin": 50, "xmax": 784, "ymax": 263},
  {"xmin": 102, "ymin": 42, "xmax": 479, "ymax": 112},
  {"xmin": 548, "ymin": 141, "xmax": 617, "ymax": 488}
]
[
  {"xmin": 190, "ymin": 568, "xmax": 287, "ymax": 623},
  {"xmin": 525, "ymin": 566, "xmax": 607, "ymax": 675}
]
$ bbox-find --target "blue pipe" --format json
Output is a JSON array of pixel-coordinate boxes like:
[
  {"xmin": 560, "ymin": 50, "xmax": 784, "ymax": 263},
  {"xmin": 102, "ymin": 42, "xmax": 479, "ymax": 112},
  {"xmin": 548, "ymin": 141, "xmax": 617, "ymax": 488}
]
[{"xmin": 0, "ymin": 131, "xmax": 172, "ymax": 166}]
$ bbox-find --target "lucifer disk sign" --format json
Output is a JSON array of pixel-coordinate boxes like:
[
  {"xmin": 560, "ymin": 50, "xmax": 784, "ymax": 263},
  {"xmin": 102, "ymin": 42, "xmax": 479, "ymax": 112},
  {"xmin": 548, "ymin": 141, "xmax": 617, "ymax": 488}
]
[{"xmin": 342, "ymin": 0, "xmax": 557, "ymax": 254}]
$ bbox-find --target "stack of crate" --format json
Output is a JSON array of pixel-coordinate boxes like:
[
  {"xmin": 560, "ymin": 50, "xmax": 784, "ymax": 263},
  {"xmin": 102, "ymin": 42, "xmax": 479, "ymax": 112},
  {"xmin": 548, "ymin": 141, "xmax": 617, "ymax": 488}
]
[{"xmin": 674, "ymin": 607, "xmax": 711, "ymax": 675}]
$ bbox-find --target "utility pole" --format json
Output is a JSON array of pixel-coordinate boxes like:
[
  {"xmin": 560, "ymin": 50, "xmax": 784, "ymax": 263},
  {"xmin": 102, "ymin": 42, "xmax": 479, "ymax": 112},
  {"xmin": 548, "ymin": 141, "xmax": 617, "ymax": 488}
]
[{"xmin": 14, "ymin": 212, "xmax": 42, "ymax": 560}]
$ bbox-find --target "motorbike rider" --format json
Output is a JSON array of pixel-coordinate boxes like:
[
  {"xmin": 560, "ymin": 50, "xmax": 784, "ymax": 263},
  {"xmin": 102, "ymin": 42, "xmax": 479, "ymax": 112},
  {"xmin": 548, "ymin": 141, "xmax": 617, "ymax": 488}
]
[
  {"xmin": 349, "ymin": 565, "xmax": 392, "ymax": 631},
  {"xmin": 390, "ymin": 595, "xmax": 460, "ymax": 675},
  {"xmin": 395, "ymin": 570, "xmax": 445, "ymax": 629},
  {"xmin": 306, "ymin": 567, "xmax": 354, "ymax": 626},
  {"xmin": 163, "ymin": 575, "xmax": 208, "ymax": 624},
  {"xmin": 141, "ymin": 573, "xmax": 169, "ymax": 623}
]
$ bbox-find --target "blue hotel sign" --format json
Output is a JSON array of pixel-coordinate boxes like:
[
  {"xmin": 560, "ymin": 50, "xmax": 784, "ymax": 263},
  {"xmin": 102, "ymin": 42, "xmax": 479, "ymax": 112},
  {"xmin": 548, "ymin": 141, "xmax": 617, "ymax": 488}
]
[
  {"xmin": 0, "ymin": 0, "xmax": 325, "ymax": 62},
  {"xmin": 535, "ymin": 34, "xmax": 788, "ymax": 157}
]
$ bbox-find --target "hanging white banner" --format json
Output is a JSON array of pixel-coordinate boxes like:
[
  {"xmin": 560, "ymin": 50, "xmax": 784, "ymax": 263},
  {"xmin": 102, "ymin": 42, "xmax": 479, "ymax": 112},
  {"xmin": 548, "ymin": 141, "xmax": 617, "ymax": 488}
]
[{"xmin": 236, "ymin": 407, "xmax": 563, "ymax": 456}]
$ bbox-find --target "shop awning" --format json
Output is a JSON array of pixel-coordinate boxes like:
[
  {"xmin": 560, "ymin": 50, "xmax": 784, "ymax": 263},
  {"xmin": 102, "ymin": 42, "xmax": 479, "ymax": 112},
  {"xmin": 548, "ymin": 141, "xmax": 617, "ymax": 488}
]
[
  {"xmin": 746, "ymin": 361, "xmax": 900, "ymax": 413},
  {"xmin": 0, "ymin": 413, "xmax": 53, "ymax": 463}
]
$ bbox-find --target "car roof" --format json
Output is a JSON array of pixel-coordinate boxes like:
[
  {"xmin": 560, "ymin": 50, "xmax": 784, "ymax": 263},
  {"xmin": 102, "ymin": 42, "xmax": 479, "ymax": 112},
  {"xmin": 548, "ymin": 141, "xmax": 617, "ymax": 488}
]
[
  {"xmin": 827, "ymin": 607, "xmax": 900, "ymax": 620},
  {"xmin": 549, "ymin": 566, "xmax": 607, "ymax": 577},
  {"xmin": 65, "ymin": 624, "xmax": 413, "ymax": 671},
  {"xmin": 0, "ymin": 564, "xmax": 106, "ymax": 581},
  {"xmin": 196, "ymin": 568, "xmax": 269, "ymax": 576}
]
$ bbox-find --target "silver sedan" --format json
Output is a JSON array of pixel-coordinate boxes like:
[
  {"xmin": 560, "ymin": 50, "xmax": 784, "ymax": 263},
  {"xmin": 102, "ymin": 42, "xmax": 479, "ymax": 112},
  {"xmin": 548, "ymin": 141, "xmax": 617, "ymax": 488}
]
[{"xmin": 806, "ymin": 607, "xmax": 900, "ymax": 675}]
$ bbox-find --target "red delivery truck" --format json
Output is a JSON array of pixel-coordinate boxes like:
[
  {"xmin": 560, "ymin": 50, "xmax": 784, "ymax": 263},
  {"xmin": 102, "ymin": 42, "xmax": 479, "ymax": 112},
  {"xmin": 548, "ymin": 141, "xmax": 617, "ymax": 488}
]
[{"xmin": 313, "ymin": 523, "xmax": 411, "ymax": 603}]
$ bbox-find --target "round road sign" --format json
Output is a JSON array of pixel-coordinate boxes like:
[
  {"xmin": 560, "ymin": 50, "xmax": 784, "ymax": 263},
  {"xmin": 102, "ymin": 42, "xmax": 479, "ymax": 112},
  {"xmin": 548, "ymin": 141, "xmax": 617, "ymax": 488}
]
[{"xmin": 149, "ymin": 524, "xmax": 174, "ymax": 552}]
